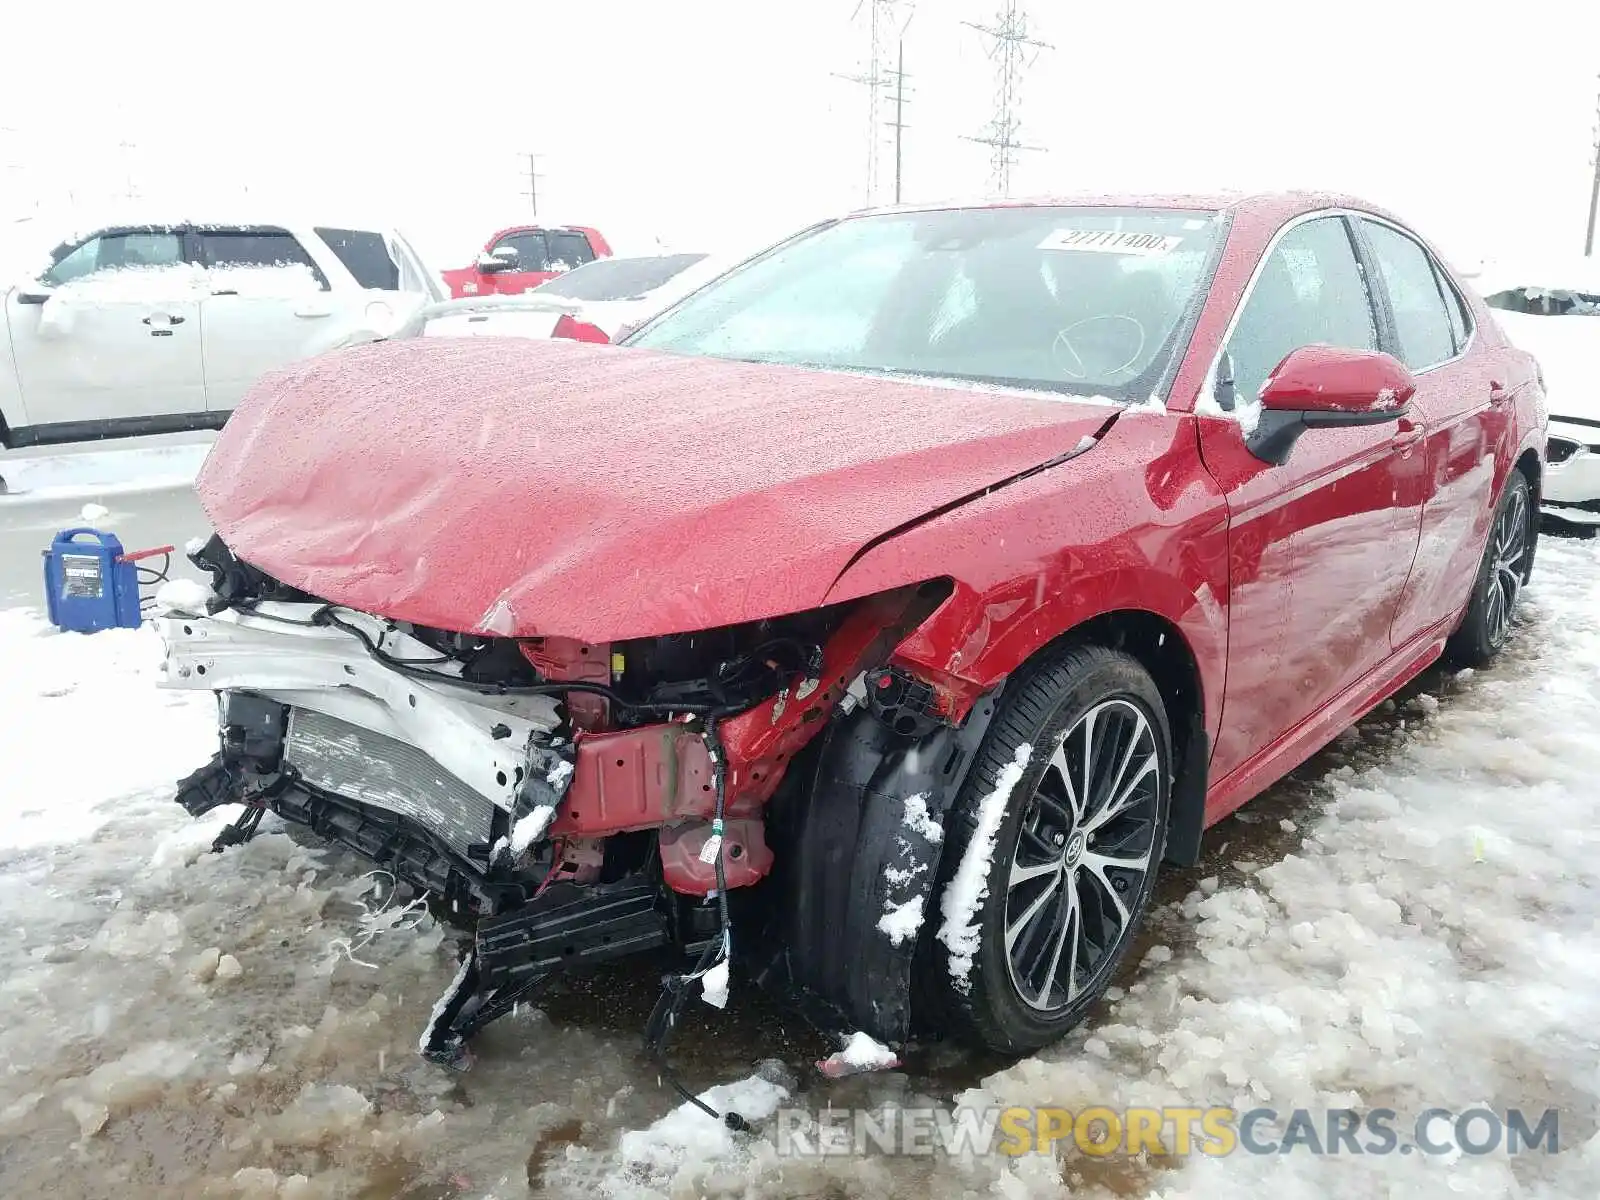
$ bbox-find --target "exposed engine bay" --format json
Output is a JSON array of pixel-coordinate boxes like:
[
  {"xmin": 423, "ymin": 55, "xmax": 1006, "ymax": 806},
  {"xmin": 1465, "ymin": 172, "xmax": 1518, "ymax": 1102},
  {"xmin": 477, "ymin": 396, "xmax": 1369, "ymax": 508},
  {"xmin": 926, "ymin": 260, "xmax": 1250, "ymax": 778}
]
[{"xmin": 160, "ymin": 535, "xmax": 984, "ymax": 1093}]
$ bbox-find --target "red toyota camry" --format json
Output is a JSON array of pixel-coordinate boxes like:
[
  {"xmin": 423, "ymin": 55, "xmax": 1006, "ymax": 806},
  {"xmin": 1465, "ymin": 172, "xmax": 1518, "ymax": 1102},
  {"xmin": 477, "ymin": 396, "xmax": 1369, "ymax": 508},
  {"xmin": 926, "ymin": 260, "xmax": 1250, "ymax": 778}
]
[{"xmin": 158, "ymin": 191, "xmax": 1545, "ymax": 1072}]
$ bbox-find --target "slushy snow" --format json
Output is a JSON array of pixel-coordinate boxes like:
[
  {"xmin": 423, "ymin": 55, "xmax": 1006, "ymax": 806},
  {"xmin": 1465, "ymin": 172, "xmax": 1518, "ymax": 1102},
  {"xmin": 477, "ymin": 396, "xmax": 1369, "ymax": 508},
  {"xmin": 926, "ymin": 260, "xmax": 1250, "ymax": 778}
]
[{"xmin": 4, "ymin": 534, "xmax": 1600, "ymax": 1198}]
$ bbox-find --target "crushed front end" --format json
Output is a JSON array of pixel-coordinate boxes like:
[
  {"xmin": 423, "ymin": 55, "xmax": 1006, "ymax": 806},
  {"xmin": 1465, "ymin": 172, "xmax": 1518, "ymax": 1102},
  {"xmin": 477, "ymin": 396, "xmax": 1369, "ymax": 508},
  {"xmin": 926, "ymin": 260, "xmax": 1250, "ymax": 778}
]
[{"xmin": 157, "ymin": 536, "xmax": 961, "ymax": 1069}]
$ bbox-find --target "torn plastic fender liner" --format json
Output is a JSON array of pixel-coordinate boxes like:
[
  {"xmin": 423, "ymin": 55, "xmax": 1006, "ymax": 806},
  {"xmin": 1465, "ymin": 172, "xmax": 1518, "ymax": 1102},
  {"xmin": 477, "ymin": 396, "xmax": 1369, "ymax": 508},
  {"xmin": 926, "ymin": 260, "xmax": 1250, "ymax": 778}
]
[{"xmin": 779, "ymin": 679, "xmax": 1006, "ymax": 1045}]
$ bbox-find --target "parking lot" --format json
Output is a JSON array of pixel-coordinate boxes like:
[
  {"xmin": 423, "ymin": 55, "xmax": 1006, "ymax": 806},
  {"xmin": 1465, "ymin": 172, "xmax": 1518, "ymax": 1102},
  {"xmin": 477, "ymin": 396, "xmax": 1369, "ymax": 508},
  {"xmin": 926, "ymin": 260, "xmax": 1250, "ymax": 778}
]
[{"xmin": 2, "ymin": 451, "xmax": 1597, "ymax": 1198}]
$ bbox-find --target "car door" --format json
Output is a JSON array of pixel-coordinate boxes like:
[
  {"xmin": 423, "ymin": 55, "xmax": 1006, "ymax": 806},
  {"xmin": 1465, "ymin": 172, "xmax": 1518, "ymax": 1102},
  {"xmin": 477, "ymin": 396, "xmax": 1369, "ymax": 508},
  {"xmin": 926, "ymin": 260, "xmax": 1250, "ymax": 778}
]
[
  {"xmin": 485, "ymin": 230, "xmax": 555, "ymax": 294},
  {"xmin": 193, "ymin": 227, "xmax": 339, "ymax": 412},
  {"xmin": 1353, "ymin": 217, "xmax": 1505, "ymax": 650},
  {"xmin": 1197, "ymin": 213, "xmax": 1426, "ymax": 783},
  {"xmin": 5, "ymin": 227, "xmax": 206, "ymax": 428}
]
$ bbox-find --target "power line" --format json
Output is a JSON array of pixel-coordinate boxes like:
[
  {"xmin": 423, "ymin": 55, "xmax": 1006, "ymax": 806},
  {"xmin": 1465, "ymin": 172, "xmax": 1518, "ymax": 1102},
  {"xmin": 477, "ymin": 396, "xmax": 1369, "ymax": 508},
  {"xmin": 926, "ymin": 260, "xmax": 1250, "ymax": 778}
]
[
  {"xmin": 962, "ymin": 2, "xmax": 1052, "ymax": 197},
  {"xmin": 833, "ymin": 1, "xmax": 915, "ymax": 207}
]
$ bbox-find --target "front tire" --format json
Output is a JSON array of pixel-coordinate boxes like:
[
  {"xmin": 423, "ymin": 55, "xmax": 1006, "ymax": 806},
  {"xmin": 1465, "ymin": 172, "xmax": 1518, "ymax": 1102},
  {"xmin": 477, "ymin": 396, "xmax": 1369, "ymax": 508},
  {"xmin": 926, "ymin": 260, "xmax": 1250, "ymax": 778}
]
[
  {"xmin": 925, "ymin": 644, "xmax": 1172, "ymax": 1055},
  {"xmin": 1446, "ymin": 470, "xmax": 1534, "ymax": 668}
]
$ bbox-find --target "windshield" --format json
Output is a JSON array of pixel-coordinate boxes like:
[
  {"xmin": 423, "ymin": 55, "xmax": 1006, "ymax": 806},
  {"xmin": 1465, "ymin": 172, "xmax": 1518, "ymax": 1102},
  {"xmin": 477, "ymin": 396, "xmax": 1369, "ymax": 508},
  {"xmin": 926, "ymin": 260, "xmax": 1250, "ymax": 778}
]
[
  {"xmin": 531, "ymin": 253, "xmax": 710, "ymax": 302},
  {"xmin": 625, "ymin": 206, "xmax": 1223, "ymax": 399}
]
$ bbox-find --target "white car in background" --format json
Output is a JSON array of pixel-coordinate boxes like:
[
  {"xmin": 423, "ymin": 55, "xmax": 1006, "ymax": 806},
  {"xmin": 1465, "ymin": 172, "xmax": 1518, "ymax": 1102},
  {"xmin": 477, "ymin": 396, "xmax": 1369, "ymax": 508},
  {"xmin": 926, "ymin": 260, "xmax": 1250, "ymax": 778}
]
[
  {"xmin": 0, "ymin": 219, "xmax": 445, "ymax": 449},
  {"xmin": 395, "ymin": 251, "xmax": 720, "ymax": 343},
  {"xmin": 1476, "ymin": 260, "xmax": 1600, "ymax": 527}
]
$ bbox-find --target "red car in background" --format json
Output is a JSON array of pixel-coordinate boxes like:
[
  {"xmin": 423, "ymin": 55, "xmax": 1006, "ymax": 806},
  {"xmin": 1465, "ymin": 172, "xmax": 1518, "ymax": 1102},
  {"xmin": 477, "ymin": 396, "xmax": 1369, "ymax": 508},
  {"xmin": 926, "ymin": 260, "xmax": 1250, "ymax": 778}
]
[
  {"xmin": 159, "ymin": 192, "xmax": 1544, "ymax": 1078},
  {"xmin": 442, "ymin": 224, "xmax": 613, "ymax": 298}
]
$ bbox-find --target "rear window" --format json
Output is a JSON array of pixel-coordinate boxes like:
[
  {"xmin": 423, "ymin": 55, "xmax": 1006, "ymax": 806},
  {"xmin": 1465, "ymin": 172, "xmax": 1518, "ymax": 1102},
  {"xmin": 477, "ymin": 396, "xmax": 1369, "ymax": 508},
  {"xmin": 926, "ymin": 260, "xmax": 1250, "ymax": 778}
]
[
  {"xmin": 315, "ymin": 227, "xmax": 400, "ymax": 290},
  {"xmin": 531, "ymin": 253, "xmax": 709, "ymax": 302}
]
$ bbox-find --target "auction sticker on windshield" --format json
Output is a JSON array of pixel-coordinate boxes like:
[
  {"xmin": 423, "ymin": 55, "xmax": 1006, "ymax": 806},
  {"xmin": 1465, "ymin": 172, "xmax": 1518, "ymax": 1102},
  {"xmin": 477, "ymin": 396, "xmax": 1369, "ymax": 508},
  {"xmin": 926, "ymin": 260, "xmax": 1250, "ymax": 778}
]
[{"xmin": 1038, "ymin": 229, "xmax": 1183, "ymax": 256}]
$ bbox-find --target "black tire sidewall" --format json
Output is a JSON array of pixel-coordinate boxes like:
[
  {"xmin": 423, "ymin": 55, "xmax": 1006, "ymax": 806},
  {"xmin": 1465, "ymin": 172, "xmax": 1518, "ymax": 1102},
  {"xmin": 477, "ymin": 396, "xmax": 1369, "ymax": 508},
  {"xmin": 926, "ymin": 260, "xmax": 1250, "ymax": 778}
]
[
  {"xmin": 931, "ymin": 645, "xmax": 1173, "ymax": 1054},
  {"xmin": 1448, "ymin": 470, "xmax": 1533, "ymax": 667}
]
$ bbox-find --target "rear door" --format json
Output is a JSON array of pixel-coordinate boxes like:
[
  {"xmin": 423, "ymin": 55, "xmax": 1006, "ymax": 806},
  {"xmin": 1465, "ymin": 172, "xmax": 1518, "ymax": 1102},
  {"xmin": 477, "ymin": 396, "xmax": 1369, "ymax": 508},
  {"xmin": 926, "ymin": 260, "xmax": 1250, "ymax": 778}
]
[
  {"xmin": 193, "ymin": 227, "xmax": 339, "ymax": 412},
  {"xmin": 1352, "ymin": 217, "xmax": 1506, "ymax": 649},
  {"xmin": 6, "ymin": 227, "xmax": 206, "ymax": 428},
  {"xmin": 1198, "ymin": 213, "xmax": 1425, "ymax": 784}
]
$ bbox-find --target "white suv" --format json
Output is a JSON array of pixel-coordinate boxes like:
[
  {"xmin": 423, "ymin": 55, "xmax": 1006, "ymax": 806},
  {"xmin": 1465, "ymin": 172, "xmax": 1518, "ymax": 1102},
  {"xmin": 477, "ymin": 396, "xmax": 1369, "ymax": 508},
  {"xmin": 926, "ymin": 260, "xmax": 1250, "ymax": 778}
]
[{"xmin": 1, "ymin": 219, "xmax": 445, "ymax": 449}]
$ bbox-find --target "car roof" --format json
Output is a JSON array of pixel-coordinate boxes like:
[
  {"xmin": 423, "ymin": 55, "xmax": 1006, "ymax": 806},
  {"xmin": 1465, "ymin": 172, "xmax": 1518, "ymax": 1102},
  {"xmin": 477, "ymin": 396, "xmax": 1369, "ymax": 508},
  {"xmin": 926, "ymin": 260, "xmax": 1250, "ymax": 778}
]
[{"xmin": 838, "ymin": 189, "xmax": 1407, "ymax": 227}]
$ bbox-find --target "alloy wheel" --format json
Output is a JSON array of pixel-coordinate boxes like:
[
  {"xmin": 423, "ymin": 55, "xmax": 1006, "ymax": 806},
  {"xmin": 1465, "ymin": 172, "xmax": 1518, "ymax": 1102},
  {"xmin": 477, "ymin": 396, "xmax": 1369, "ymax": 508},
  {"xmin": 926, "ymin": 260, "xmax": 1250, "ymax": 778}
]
[
  {"xmin": 1483, "ymin": 484, "xmax": 1530, "ymax": 649},
  {"xmin": 1003, "ymin": 698, "xmax": 1163, "ymax": 1012}
]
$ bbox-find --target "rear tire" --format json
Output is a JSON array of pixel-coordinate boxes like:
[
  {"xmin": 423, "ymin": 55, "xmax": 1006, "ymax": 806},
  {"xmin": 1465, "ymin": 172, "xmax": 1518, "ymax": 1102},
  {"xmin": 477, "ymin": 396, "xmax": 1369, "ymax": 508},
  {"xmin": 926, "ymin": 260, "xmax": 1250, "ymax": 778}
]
[
  {"xmin": 923, "ymin": 644, "xmax": 1172, "ymax": 1055},
  {"xmin": 1446, "ymin": 470, "xmax": 1534, "ymax": 668}
]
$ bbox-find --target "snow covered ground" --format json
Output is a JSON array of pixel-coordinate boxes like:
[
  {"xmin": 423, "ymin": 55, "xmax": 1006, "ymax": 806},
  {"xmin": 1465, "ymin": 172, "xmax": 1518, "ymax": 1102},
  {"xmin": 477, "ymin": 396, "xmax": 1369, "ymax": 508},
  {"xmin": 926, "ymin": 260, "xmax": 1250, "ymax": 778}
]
[
  {"xmin": 1, "ymin": 537, "xmax": 1597, "ymax": 1198},
  {"xmin": 0, "ymin": 435, "xmax": 213, "ymax": 501}
]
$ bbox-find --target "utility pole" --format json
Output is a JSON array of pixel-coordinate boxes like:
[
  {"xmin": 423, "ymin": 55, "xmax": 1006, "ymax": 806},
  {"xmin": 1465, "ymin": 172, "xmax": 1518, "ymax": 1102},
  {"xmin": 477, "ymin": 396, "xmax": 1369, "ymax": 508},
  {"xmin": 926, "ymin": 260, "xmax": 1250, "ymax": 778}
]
[
  {"xmin": 1586, "ymin": 77, "xmax": 1600, "ymax": 256},
  {"xmin": 887, "ymin": 39, "xmax": 911, "ymax": 204},
  {"xmin": 521, "ymin": 152, "xmax": 544, "ymax": 219},
  {"xmin": 116, "ymin": 138, "xmax": 140, "ymax": 201},
  {"xmin": 834, "ymin": 0, "xmax": 915, "ymax": 207},
  {"xmin": 962, "ymin": 2, "xmax": 1052, "ymax": 197}
]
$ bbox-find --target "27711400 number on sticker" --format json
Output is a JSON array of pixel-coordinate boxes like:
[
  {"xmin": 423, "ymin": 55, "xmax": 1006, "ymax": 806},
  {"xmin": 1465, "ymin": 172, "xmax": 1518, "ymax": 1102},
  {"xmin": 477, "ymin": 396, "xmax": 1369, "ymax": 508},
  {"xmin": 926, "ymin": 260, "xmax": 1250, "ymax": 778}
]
[{"xmin": 1038, "ymin": 229, "xmax": 1184, "ymax": 256}]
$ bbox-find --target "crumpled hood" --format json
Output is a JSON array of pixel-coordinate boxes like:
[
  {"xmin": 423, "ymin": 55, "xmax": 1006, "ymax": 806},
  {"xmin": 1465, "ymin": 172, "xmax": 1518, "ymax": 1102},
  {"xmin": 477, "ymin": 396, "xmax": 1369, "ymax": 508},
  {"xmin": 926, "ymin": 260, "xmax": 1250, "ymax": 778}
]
[{"xmin": 197, "ymin": 337, "xmax": 1114, "ymax": 640}]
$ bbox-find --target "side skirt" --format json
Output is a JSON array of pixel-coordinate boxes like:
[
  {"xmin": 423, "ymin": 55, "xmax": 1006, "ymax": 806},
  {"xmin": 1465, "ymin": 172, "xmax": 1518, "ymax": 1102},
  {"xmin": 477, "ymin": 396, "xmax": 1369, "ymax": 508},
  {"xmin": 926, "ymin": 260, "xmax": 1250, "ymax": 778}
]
[{"xmin": 4, "ymin": 409, "xmax": 229, "ymax": 449}]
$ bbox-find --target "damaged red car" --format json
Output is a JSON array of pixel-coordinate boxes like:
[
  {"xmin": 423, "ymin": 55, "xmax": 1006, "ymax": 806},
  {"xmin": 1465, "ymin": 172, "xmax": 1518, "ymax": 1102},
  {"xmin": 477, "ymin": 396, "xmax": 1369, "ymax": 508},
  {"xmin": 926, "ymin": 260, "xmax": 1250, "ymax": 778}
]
[{"xmin": 158, "ymin": 192, "xmax": 1545, "ymax": 1076}]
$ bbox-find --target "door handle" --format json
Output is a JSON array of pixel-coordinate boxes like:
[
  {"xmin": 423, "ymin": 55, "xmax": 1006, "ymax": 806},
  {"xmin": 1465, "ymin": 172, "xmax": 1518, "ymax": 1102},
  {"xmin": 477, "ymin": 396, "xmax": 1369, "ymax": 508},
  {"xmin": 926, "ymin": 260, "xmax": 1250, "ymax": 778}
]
[
  {"xmin": 1489, "ymin": 380, "xmax": 1511, "ymax": 406},
  {"xmin": 1392, "ymin": 417, "xmax": 1424, "ymax": 450},
  {"xmin": 293, "ymin": 304, "xmax": 333, "ymax": 319}
]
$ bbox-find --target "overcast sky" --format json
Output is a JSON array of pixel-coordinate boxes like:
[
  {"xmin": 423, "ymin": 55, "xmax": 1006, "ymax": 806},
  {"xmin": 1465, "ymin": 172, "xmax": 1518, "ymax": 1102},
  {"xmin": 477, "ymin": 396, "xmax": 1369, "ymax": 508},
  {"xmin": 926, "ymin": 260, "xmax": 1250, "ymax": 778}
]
[{"xmin": 2, "ymin": 0, "xmax": 1597, "ymax": 272}]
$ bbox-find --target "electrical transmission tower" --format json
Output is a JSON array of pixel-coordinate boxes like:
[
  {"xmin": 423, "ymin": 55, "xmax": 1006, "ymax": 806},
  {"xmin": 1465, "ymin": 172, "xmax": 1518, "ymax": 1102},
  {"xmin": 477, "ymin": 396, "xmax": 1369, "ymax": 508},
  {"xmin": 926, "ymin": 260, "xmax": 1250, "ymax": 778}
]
[
  {"xmin": 834, "ymin": 0, "xmax": 915, "ymax": 207},
  {"xmin": 1586, "ymin": 76, "xmax": 1600, "ymax": 257},
  {"xmin": 962, "ymin": 2, "xmax": 1052, "ymax": 197}
]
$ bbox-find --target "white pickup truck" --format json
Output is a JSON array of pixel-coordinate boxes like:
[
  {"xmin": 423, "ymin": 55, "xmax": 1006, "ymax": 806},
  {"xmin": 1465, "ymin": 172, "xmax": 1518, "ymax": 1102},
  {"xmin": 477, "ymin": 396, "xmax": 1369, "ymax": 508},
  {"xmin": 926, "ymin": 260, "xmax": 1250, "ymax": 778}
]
[{"xmin": 1, "ymin": 219, "xmax": 444, "ymax": 449}]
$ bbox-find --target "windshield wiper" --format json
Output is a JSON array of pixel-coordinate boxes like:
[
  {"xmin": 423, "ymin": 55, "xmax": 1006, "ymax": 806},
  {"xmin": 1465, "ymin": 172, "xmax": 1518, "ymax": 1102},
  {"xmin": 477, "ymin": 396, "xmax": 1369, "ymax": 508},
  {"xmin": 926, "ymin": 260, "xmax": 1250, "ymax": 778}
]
[{"xmin": 716, "ymin": 356, "xmax": 1108, "ymax": 399}]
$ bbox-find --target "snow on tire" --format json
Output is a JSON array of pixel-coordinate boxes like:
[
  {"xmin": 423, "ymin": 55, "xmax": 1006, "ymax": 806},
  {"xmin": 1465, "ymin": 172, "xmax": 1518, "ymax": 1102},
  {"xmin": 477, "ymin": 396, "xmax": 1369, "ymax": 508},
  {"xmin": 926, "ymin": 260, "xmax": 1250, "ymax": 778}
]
[{"xmin": 923, "ymin": 644, "xmax": 1172, "ymax": 1054}]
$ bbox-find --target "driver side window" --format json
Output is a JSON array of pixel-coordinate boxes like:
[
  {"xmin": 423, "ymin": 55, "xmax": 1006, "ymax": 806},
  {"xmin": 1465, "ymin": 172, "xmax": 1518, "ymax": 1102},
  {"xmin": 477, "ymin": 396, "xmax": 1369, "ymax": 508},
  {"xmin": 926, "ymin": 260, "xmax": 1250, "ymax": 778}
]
[
  {"xmin": 1223, "ymin": 216, "xmax": 1378, "ymax": 407},
  {"xmin": 44, "ymin": 231, "xmax": 184, "ymax": 286},
  {"xmin": 494, "ymin": 233, "xmax": 550, "ymax": 271}
]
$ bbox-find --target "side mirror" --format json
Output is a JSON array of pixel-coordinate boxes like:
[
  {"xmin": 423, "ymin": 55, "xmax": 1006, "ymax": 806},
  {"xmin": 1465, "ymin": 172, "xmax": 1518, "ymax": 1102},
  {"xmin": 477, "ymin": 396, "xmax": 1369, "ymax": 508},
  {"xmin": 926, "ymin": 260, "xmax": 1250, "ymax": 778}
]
[
  {"xmin": 1246, "ymin": 345, "xmax": 1416, "ymax": 466},
  {"xmin": 476, "ymin": 248, "xmax": 518, "ymax": 274},
  {"xmin": 15, "ymin": 284, "xmax": 53, "ymax": 305}
]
